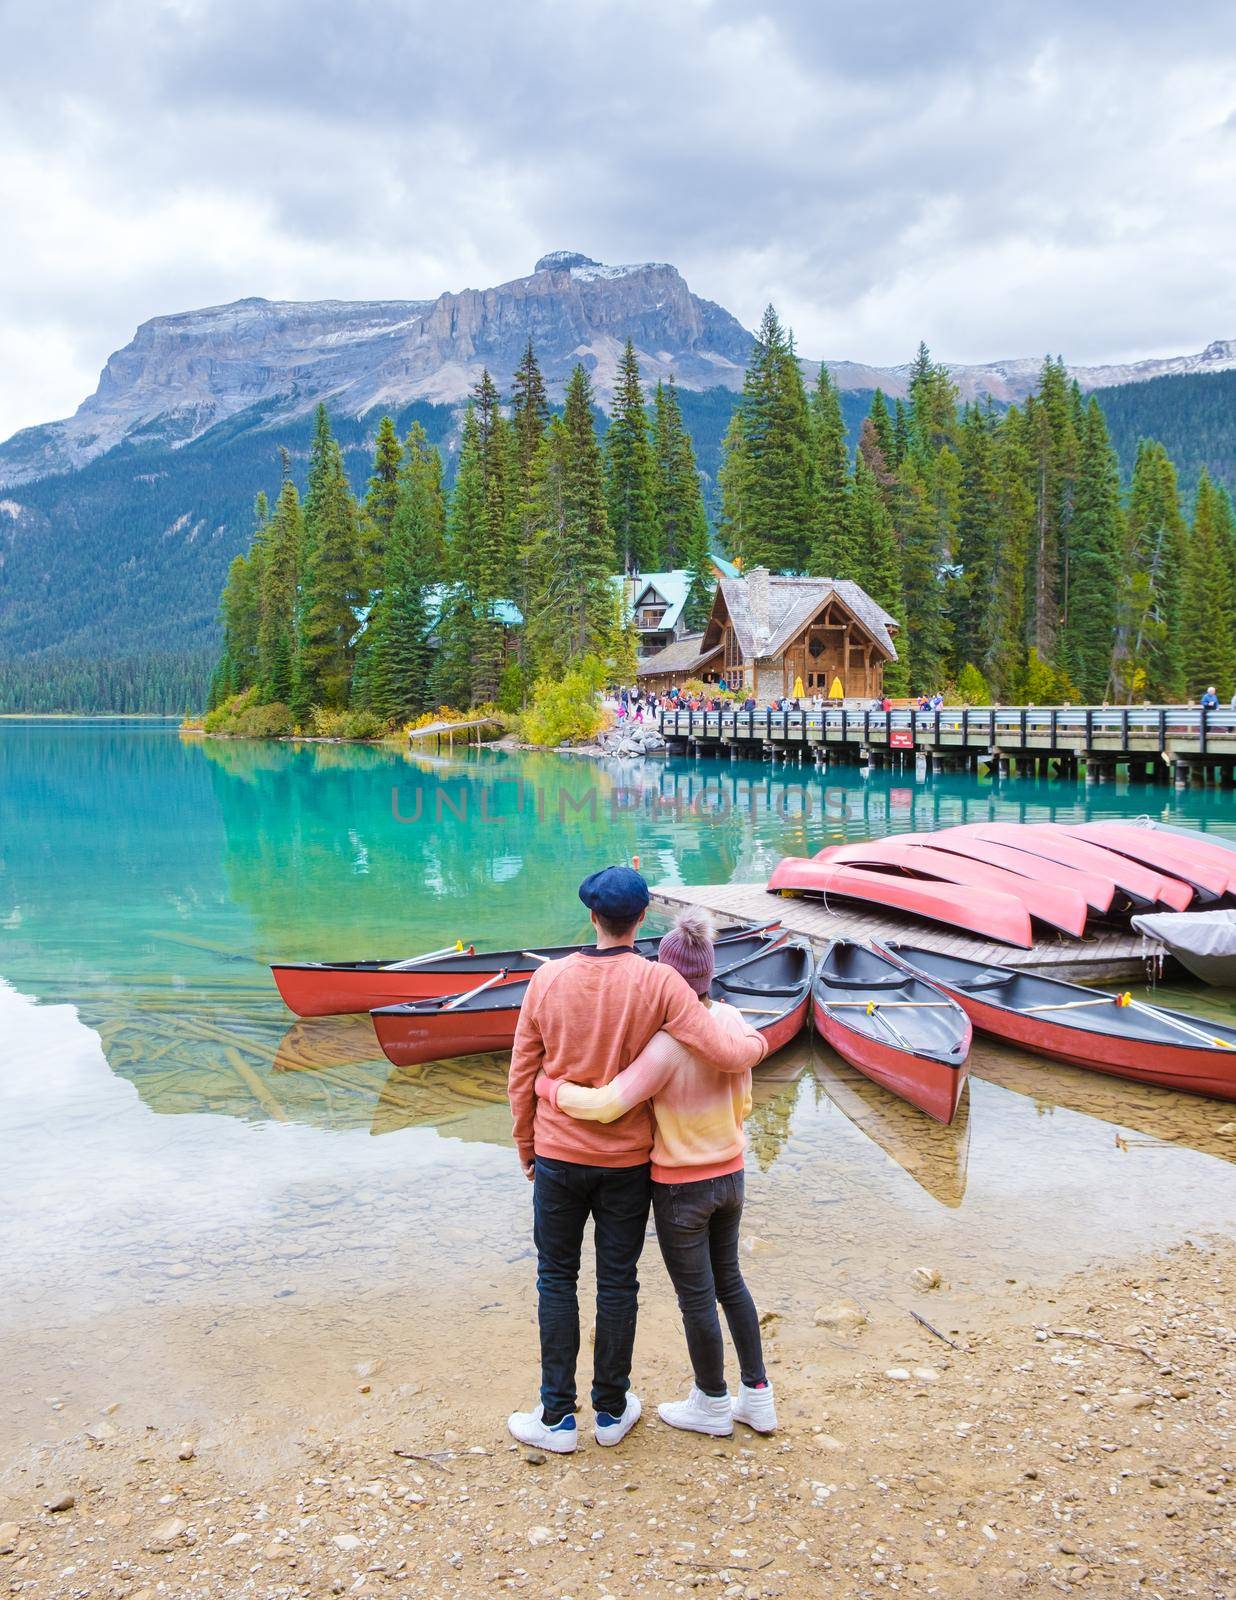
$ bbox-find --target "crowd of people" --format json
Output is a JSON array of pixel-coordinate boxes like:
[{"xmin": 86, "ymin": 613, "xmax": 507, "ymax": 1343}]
[{"xmin": 605, "ymin": 682, "xmax": 952, "ymax": 718}]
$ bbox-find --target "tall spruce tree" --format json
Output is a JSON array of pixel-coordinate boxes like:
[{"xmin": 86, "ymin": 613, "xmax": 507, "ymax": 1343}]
[
  {"xmin": 807, "ymin": 366, "xmax": 852, "ymax": 577},
  {"xmin": 1112, "ymin": 441, "xmax": 1186, "ymax": 702},
  {"xmin": 604, "ymin": 339, "xmax": 660, "ymax": 572},
  {"xmin": 651, "ymin": 378, "xmax": 710, "ymax": 571},
  {"xmin": 1023, "ymin": 358, "xmax": 1078, "ymax": 663},
  {"xmin": 868, "ymin": 389, "xmax": 895, "ymax": 464},
  {"xmin": 950, "ymin": 404, "xmax": 1000, "ymax": 678},
  {"xmin": 511, "ymin": 340, "xmax": 550, "ymax": 481},
  {"xmin": 721, "ymin": 305, "xmax": 813, "ymax": 570},
  {"xmin": 1060, "ymin": 398, "xmax": 1123, "ymax": 699},
  {"xmin": 361, "ymin": 415, "xmax": 403, "ymax": 584},
  {"xmin": 848, "ymin": 452, "xmax": 906, "ymax": 693},
  {"xmin": 1180, "ymin": 471, "xmax": 1236, "ymax": 698},
  {"xmin": 257, "ymin": 480, "xmax": 301, "ymax": 704},
  {"xmin": 293, "ymin": 417, "xmax": 364, "ymax": 717},
  {"xmin": 560, "ymin": 364, "xmax": 615, "ymax": 657},
  {"xmin": 357, "ymin": 424, "xmax": 444, "ymax": 723}
]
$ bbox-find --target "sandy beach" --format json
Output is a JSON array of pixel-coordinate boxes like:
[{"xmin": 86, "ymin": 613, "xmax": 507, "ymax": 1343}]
[{"xmin": 3, "ymin": 1231, "xmax": 1232, "ymax": 1600}]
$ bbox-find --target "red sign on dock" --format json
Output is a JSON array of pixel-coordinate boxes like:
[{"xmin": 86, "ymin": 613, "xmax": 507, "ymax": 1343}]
[{"xmin": 889, "ymin": 729, "xmax": 914, "ymax": 750}]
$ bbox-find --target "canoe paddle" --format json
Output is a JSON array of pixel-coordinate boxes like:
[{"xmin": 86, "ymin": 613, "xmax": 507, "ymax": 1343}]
[
  {"xmin": 382, "ymin": 941, "xmax": 471, "ymax": 972},
  {"xmin": 439, "ymin": 968, "xmax": 511, "ymax": 1012}
]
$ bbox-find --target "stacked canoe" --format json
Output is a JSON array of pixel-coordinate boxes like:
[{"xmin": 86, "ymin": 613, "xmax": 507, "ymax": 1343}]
[{"xmin": 768, "ymin": 820, "xmax": 1236, "ymax": 948}]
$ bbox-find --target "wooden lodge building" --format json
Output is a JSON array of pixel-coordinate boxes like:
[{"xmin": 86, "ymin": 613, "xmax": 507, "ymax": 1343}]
[{"xmin": 636, "ymin": 567, "xmax": 899, "ymax": 701}]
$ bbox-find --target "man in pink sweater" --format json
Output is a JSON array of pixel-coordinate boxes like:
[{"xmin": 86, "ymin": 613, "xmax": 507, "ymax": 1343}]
[{"xmin": 506, "ymin": 866, "xmax": 767, "ymax": 1454}]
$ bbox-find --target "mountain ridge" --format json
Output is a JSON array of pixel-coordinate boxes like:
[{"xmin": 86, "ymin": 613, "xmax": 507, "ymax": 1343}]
[{"xmin": 2, "ymin": 252, "xmax": 1233, "ymax": 489}]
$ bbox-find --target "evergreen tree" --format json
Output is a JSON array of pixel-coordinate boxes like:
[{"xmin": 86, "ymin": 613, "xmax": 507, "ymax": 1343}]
[
  {"xmin": 892, "ymin": 399, "xmax": 910, "ymax": 468},
  {"xmin": 950, "ymin": 405, "xmax": 999, "ymax": 676},
  {"xmin": 1112, "ymin": 441, "xmax": 1186, "ymax": 702},
  {"xmin": 847, "ymin": 453, "xmax": 906, "ymax": 693},
  {"xmin": 1060, "ymin": 398, "xmax": 1123, "ymax": 699},
  {"xmin": 868, "ymin": 388, "xmax": 895, "ymax": 463},
  {"xmin": 1180, "ymin": 472, "xmax": 1236, "ymax": 697},
  {"xmin": 560, "ymin": 364, "xmax": 615, "ymax": 657},
  {"xmin": 604, "ymin": 339, "xmax": 660, "ymax": 572},
  {"xmin": 1023, "ymin": 358, "xmax": 1078, "ymax": 661},
  {"xmin": 682, "ymin": 514, "xmax": 716, "ymax": 631},
  {"xmin": 717, "ymin": 408, "xmax": 754, "ymax": 568},
  {"xmin": 652, "ymin": 378, "xmax": 710, "ymax": 569},
  {"xmin": 293, "ymin": 418, "xmax": 364, "ymax": 717},
  {"xmin": 257, "ymin": 479, "xmax": 301, "ymax": 704},
  {"xmin": 361, "ymin": 415, "xmax": 403, "ymax": 584},
  {"xmin": 984, "ymin": 405, "xmax": 1035, "ymax": 698},
  {"xmin": 721, "ymin": 305, "xmax": 813, "ymax": 570},
  {"xmin": 806, "ymin": 366, "xmax": 852, "ymax": 577},
  {"xmin": 894, "ymin": 455, "xmax": 953, "ymax": 691},
  {"xmin": 511, "ymin": 340, "xmax": 550, "ymax": 482}
]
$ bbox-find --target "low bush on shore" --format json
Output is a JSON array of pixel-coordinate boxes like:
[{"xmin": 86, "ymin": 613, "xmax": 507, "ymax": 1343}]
[{"xmin": 519, "ymin": 657, "xmax": 611, "ymax": 747}]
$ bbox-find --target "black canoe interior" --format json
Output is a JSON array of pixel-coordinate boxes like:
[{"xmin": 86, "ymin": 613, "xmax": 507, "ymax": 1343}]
[
  {"xmin": 883, "ymin": 941, "xmax": 1236, "ymax": 1051},
  {"xmin": 814, "ymin": 941, "xmax": 969, "ymax": 1064},
  {"xmin": 277, "ymin": 922, "xmax": 772, "ymax": 976},
  {"xmin": 711, "ymin": 941, "xmax": 814, "ymax": 1015},
  {"xmin": 374, "ymin": 938, "xmax": 813, "ymax": 1022}
]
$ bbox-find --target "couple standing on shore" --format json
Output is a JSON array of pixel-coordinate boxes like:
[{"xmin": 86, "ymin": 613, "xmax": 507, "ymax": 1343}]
[{"xmin": 505, "ymin": 866, "xmax": 776, "ymax": 1453}]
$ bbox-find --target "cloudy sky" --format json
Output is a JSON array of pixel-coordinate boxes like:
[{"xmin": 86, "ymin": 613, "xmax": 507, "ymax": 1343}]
[{"xmin": 2, "ymin": 0, "xmax": 1234, "ymax": 441}]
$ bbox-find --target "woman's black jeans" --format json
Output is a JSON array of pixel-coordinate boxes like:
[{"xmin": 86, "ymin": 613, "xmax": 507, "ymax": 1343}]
[{"xmin": 652, "ymin": 1170, "xmax": 767, "ymax": 1397}]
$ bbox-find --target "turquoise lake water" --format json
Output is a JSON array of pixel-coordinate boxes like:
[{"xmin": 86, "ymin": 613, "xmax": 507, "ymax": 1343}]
[{"xmin": 2, "ymin": 720, "xmax": 1235, "ymax": 1441}]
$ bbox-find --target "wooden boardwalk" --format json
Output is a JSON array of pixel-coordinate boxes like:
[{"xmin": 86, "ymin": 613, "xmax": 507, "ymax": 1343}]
[{"xmin": 649, "ymin": 880, "xmax": 1152, "ymax": 983}]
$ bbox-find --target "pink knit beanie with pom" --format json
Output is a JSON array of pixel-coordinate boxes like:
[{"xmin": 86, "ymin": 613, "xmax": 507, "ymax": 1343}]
[{"xmin": 657, "ymin": 906, "xmax": 716, "ymax": 995}]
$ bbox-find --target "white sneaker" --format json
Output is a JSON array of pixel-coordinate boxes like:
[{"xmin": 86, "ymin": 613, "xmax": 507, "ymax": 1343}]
[
  {"xmin": 595, "ymin": 1392, "xmax": 642, "ymax": 1446},
  {"xmin": 657, "ymin": 1385, "xmax": 733, "ymax": 1436},
  {"xmin": 507, "ymin": 1403, "xmax": 578, "ymax": 1454},
  {"xmin": 732, "ymin": 1380, "xmax": 777, "ymax": 1434}
]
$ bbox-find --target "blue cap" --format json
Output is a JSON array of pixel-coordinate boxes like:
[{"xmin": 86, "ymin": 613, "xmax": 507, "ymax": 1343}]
[{"xmin": 579, "ymin": 865, "xmax": 650, "ymax": 922}]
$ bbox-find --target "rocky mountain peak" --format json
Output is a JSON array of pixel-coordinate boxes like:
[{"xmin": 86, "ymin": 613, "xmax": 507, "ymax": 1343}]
[{"xmin": 534, "ymin": 250, "xmax": 600, "ymax": 272}]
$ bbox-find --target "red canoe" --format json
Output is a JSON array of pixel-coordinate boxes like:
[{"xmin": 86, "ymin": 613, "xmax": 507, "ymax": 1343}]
[
  {"xmin": 951, "ymin": 823, "xmax": 1192, "ymax": 912},
  {"xmin": 1063, "ymin": 823, "xmax": 1232, "ymax": 899},
  {"xmin": 813, "ymin": 839, "xmax": 1089, "ymax": 938},
  {"xmin": 768, "ymin": 857, "xmax": 1034, "ymax": 948},
  {"xmin": 271, "ymin": 923, "xmax": 779, "ymax": 1016},
  {"xmin": 903, "ymin": 830, "xmax": 1116, "ymax": 915},
  {"xmin": 812, "ymin": 941, "xmax": 971, "ymax": 1123},
  {"xmin": 371, "ymin": 937, "xmax": 815, "ymax": 1069},
  {"xmin": 880, "ymin": 942, "xmax": 1236, "ymax": 1101}
]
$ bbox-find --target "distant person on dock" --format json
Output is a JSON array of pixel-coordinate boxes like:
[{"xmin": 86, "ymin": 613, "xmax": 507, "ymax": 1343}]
[
  {"xmin": 537, "ymin": 907, "xmax": 776, "ymax": 1439},
  {"xmin": 1201, "ymin": 686, "xmax": 1219, "ymax": 710},
  {"xmin": 506, "ymin": 868, "xmax": 768, "ymax": 1455}
]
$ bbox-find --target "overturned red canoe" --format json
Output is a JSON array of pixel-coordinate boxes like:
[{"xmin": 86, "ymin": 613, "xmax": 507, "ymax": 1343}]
[
  {"xmin": 910, "ymin": 829, "xmax": 1116, "ymax": 915},
  {"xmin": 812, "ymin": 941, "xmax": 971, "ymax": 1123},
  {"xmin": 951, "ymin": 823, "xmax": 1192, "ymax": 912},
  {"xmin": 768, "ymin": 858, "xmax": 1034, "ymax": 947},
  {"xmin": 272, "ymin": 923, "xmax": 779, "ymax": 1016},
  {"xmin": 814, "ymin": 839, "xmax": 1089, "ymax": 938},
  {"xmin": 880, "ymin": 942, "xmax": 1236, "ymax": 1102},
  {"xmin": 1063, "ymin": 823, "xmax": 1232, "ymax": 899},
  {"xmin": 371, "ymin": 937, "xmax": 815, "ymax": 1069}
]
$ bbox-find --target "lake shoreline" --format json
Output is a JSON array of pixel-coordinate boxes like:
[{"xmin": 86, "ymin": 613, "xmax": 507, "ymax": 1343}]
[{"xmin": 3, "ymin": 1235, "xmax": 1232, "ymax": 1598}]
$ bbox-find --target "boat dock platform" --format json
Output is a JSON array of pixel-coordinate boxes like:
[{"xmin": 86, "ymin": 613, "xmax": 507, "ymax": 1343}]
[
  {"xmin": 660, "ymin": 705, "xmax": 1236, "ymax": 785},
  {"xmin": 649, "ymin": 880, "xmax": 1153, "ymax": 984}
]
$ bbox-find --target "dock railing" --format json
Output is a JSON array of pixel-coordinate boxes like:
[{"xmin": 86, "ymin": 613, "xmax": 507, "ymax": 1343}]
[{"xmin": 657, "ymin": 704, "xmax": 1236, "ymax": 770}]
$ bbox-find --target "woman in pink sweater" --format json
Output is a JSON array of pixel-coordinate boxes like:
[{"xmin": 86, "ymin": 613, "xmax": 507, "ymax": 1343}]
[{"xmin": 536, "ymin": 909, "xmax": 776, "ymax": 1437}]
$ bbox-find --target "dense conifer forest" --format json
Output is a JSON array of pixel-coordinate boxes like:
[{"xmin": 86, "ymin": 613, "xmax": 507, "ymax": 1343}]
[
  {"xmin": 203, "ymin": 319, "xmax": 1236, "ymax": 730},
  {"xmin": 1, "ymin": 334, "xmax": 1232, "ymax": 713}
]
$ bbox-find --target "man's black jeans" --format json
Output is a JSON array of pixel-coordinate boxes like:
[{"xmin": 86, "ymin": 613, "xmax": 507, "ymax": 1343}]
[
  {"xmin": 533, "ymin": 1156, "xmax": 652, "ymax": 1422},
  {"xmin": 652, "ymin": 1170, "xmax": 766, "ymax": 1397}
]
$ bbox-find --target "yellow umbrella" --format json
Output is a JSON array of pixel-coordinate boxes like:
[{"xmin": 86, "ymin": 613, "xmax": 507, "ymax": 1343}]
[
  {"xmin": 792, "ymin": 676, "xmax": 805, "ymax": 699},
  {"xmin": 829, "ymin": 676, "xmax": 844, "ymax": 699}
]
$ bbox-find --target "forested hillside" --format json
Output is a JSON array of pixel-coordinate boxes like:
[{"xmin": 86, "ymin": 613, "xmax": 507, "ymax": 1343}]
[
  {"xmin": 207, "ymin": 318, "xmax": 1236, "ymax": 739},
  {"xmin": 1097, "ymin": 370, "xmax": 1236, "ymax": 500}
]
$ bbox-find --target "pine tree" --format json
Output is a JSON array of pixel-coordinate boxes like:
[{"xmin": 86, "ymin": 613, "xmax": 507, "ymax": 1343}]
[
  {"xmin": 894, "ymin": 455, "xmax": 953, "ymax": 691},
  {"xmin": 722, "ymin": 305, "xmax": 813, "ymax": 570},
  {"xmin": 868, "ymin": 388, "xmax": 895, "ymax": 463},
  {"xmin": 950, "ymin": 405, "xmax": 1000, "ymax": 676},
  {"xmin": 1180, "ymin": 472, "xmax": 1236, "ymax": 698},
  {"xmin": 806, "ymin": 366, "xmax": 851, "ymax": 577},
  {"xmin": 717, "ymin": 409, "xmax": 754, "ymax": 568},
  {"xmin": 1023, "ymin": 358, "xmax": 1078, "ymax": 663},
  {"xmin": 354, "ymin": 423, "xmax": 445, "ymax": 723},
  {"xmin": 511, "ymin": 340, "xmax": 550, "ymax": 483},
  {"xmin": 560, "ymin": 364, "xmax": 615, "ymax": 657},
  {"xmin": 652, "ymin": 378, "xmax": 710, "ymax": 569},
  {"xmin": 293, "ymin": 418, "xmax": 364, "ymax": 717},
  {"xmin": 892, "ymin": 399, "xmax": 910, "ymax": 468},
  {"xmin": 1060, "ymin": 398, "xmax": 1123, "ymax": 699},
  {"xmin": 604, "ymin": 339, "xmax": 660, "ymax": 572},
  {"xmin": 257, "ymin": 479, "xmax": 301, "ymax": 703},
  {"xmin": 984, "ymin": 406, "xmax": 1035, "ymax": 698},
  {"xmin": 361, "ymin": 415, "xmax": 403, "ymax": 584},
  {"xmin": 1112, "ymin": 442, "xmax": 1186, "ymax": 702},
  {"xmin": 848, "ymin": 453, "xmax": 906, "ymax": 693}
]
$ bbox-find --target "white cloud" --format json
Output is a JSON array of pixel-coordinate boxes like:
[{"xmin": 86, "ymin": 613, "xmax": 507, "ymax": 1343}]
[{"xmin": 0, "ymin": 0, "xmax": 1233, "ymax": 440}]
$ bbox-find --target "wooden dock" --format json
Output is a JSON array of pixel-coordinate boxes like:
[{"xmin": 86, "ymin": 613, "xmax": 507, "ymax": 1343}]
[{"xmin": 649, "ymin": 880, "xmax": 1153, "ymax": 983}]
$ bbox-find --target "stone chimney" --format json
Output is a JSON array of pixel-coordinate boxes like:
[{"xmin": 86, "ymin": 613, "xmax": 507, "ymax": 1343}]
[{"xmin": 747, "ymin": 566, "xmax": 770, "ymax": 646}]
